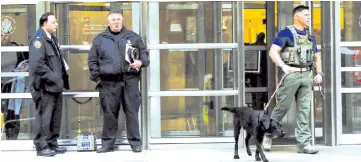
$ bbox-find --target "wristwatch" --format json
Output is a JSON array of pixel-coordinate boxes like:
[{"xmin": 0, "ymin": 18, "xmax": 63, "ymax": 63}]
[{"xmin": 318, "ymin": 72, "xmax": 324, "ymax": 77}]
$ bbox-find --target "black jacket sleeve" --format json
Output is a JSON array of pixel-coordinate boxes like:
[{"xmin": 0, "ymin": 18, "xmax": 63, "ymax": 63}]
[
  {"xmin": 29, "ymin": 39, "xmax": 59, "ymax": 82},
  {"xmin": 88, "ymin": 39, "xmax": 100, "ymax": 82},
  {"xmin": 135, "ymin": 36, "xmax": 150, "ymax": 68}
]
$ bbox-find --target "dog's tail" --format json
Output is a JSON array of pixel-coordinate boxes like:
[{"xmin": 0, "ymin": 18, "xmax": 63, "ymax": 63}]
[{"xmin": 220, "ymin": 107, "xmax": 237, "ymax": 113}]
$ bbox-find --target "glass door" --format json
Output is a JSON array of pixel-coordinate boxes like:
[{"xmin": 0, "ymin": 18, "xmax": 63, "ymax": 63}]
[
  {"xmin": 54, "ymin": 2, "xmax": 140, "ymax": 144},
  {"xmin": 338, "ymin": 1, "xmax": 361, "ymax": 144},
  {"xmin": 147, "ymin": 1, "xmax": 243, "ymax": 143}
]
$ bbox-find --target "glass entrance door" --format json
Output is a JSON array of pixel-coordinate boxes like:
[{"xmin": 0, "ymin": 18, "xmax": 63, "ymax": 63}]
[
  {"xmin": 54, "ymin": 2, "xmax": 140, "ymax": 144},
  {"xmin": 337, "ymin": 1, "xmax": 361, "ymax": 144},
  {"xmin": 147, "ymin": 2, "xmax": 242, "ymax": 143}
]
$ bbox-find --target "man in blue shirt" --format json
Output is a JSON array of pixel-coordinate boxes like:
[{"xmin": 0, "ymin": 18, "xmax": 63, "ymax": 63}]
[{"xmin": 263, "ymin": 5, "xmax": 323, "ymax": 154}]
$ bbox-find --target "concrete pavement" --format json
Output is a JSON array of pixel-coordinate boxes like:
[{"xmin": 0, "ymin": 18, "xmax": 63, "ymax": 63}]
[{"xmin": 1, "ymin": 145, "xmax": 360, "ymax": 162}]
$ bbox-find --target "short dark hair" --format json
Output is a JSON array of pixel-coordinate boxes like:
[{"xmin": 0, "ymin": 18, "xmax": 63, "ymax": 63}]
[
  {"xmin": 293, "ymin": 5, "xmax": 309, "ymax": 15},
  {"xmin": 39, "ymin": 12, "xmax": 55, "ymax": 27}
]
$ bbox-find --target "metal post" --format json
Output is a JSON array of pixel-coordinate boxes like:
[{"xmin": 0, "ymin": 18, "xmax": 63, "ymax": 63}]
[
  {"xmin": 321, "ymin": 1, "xmax": 337, "ymax": 146},
  {"xmin": 236, "ymin": 1, "xmax": 245, "ymax": 148},
  {"xmin": 196, "ymin": 2, "xmax": 207, "ymax": 136},
  {"xmin": 213, "ymin": 2, "xmax": 222, "ymax": 137},
  {"xmin": 139, "ymin": 1, "xmax": 149, "ymax": 150},
  {"xmin": 266, "ymin": 1, "xmax": 276, "ymax": 115}
]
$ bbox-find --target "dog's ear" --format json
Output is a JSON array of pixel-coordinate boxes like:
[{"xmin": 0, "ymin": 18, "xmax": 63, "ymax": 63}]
[{"xmin": 260, "ymin": 115, "xmax": 270, "ymax": 130}]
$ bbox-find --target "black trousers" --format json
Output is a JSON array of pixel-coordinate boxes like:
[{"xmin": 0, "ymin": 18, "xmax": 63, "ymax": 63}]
[
  {"xmin": 99, "ymin": 77, "xmax": 141, "ymax": 148},
  {"xmin": 31, "ymin": 90, "xmax": 63, "ymax": 151}
]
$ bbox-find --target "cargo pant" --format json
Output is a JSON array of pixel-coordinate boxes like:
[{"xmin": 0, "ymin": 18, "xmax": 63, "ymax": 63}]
[{"xmin": 270, "ymin": 70, "xmax": 313, "ymax": 147}]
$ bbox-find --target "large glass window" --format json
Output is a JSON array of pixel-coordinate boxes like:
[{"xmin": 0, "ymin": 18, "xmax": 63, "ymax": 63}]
[
  {"xmin": 159, "ymin": 96, "xmax": 236, "ymax": 137},
  {"xmin": 160, "ymin": 49, "xmax": 216, "ymax": 91},
  {"xmin": 1, "ymin": 4, "xmax": 36, "ymax": 141},
  {"xmin": 1, "ymin": 4, "xmax": 34, "ymax": 78},
  {"xmin": 151, "ymin": 2, "xmax": 237, "ymax": 138},
  {"xmin": 342, "ymin": 93, "xmax": 361, "ymax": 134},
  {"xmin": 341, "ymin": 1, "xmax": 361, "ymax": 42},
  {"xmin": 1, "ymin": 5, "xmax": 34, "ymax": 46},
  {"xmin": 56, "ymin": 2, "xmax": 136, "ymax": 91},
  {"xmin": 53, "ymin": 2, "xmax": 139, "ymax": 140},
  {"xmin": 244, "ymin": 8, "xmax": 266, "ymax": 44},
  {"xmin": 1, "ymin": 99, "xmax": 36, "ymax": 140},
  {"xmin": 340, "ymin": 1, "xmax": 361, "ymax": 135},
  {"xmin": 159, "ymin": 2, "xmax": 219, "ymax": 44},
  {"xmin": 312, "ymin": 2, "xmax": 321, "ymax": 45}
]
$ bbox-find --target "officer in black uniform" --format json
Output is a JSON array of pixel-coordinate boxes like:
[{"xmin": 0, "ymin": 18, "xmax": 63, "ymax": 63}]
[
  {"xmin": 28, "ymin": 12, "xmax": 69, "ymax": 157},
  {"xmin": 88, "ymin": 10, "xmax": 149, "ymax": 153}
]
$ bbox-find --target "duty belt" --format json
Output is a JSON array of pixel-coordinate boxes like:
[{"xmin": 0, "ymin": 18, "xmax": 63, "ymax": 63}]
[{"xmin": 288, "ymin": 65, "xmax": 311, "ymax": 72}]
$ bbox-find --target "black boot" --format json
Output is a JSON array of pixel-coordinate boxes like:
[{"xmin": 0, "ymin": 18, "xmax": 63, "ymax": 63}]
[
  {"xmin": 131, "ymin": 145, "xmax": 142, "ymax": 153},
  {"xmin": 51, "ymin": 146, "xmax": 67, "ymax": 153},
  {"xmin": 37, "ymin": 147, "xmax": 57, "ymax": 157},
  {"xmin": 96, "ymin": 146, "xmax": 114, "ymax": 153}
]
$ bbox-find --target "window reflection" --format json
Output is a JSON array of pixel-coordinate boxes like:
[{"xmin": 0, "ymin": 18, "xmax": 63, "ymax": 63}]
[
  {"xmin": 159, "ymin": 96, "xmax": 235, "ymax": 137},
  {"xmin": 1, "ymin": 5, "xmax": 31, "ymax": 46},
  {"xmin": 1, "ymin": 99, "xmax": 36, "ymax": 140},
  {"xmin": 159, "ymin": 2, "xmax": 217, "ymax": 44},
  {"xmin": 58, "ymin": 2, "xmax": 135, "ymax": 91},
  {"xmin": 341, "ymin": 1, "xmax": 361, "ymax": 42},
  {"xmin": 342, "ymin": 93, "xmax": 361, "ymax": 134}
]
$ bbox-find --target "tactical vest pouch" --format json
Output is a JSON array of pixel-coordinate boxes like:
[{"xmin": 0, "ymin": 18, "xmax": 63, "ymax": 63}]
[
  {"xmin": 289, "ymin": 51, "xmax": 295, "ymax": 63},
  {"xmin": 281, "ymin": 50, "xmax": 295, "ymax": 64},
  {"xmin": 300, "ymin": 48, "xmax": 308, "ymax": 64},
  {"xmin": 280, "ymin": 52, "xmax": 290, "ymax": 63},
  {"xmin": 307, "ymin": 49, "xmax": 313, "ymax": 63}
]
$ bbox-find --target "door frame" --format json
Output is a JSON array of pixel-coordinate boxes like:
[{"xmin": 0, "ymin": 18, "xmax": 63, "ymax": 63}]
[
  {"xmin": 335, "ymin": 0, "xmax": 361, "ymax": 145},
  {"xmin": 49, "ymin": 1, "xmax": 142, "ymax": 146},
  {"xmin": 146, "ymin": 1, "xmax": 245, "ymax": 146}
]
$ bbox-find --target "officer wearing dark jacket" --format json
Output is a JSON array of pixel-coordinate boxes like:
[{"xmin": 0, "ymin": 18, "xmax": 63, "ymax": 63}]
[
  {"xmin": 88, "ymin": 10, "xmax": 149, "ymax": 153},
  {"xmin": 28, "ymin": 12, "xmax": 69, "ymax": 157}
]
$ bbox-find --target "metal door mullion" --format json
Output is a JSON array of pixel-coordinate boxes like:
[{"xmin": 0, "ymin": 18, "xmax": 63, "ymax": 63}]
[
  {"xmin": 196, "ymin": 2, "xmax": 207, "ymax": 136},
  {"xmin": 213, "ymin": 2, "xmax": 223, "ymax": 137},
  {"xmin": 236, "ymin": 1, "xmax": 245, "ymax": 148}
]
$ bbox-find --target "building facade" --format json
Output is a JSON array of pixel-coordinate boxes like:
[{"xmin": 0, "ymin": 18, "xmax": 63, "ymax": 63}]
[{"xmin": 1, "ymin": 1, "xmax": 360, "ymax": 150}]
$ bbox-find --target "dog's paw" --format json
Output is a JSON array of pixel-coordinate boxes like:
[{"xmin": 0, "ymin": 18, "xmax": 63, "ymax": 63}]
[
  {"xmin": 247, "ymin": 149, "xmax": 252, "ymax": 156},
  {"xmin": 263, "ymin": 160, "xmax": 269, "ymax": 162},
  {"xmin": 234, "ymin": 155, "xmax": 240, "ymax": 159},
  {"xmin": 255, "ymin": 156, "xmax": 261, "ymax": 161}
]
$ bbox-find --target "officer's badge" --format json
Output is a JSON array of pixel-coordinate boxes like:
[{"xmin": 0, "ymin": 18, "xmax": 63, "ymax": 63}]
[{"xmin": 33, "ymin": 40, "xmax": 42, "ymax": 49}]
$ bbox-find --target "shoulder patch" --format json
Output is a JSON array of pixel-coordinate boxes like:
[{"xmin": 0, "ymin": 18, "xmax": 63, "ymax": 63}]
[{"xmin": 33, "ymin": 40, "xmax": 42, "ymax": 49}]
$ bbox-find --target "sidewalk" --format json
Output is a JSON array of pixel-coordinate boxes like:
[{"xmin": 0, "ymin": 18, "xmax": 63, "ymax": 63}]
[{"xmin": 1, "ymin": 145, "xmax": 360, "ymax": 162}]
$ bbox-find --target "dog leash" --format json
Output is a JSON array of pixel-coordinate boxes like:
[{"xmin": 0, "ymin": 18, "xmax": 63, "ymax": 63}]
[
  {"xmin": 263, "ymin": 73, "xmax": 289, "ymax": 112},
  {"xmin": 263, "ymin": 73, "xmax": 325, "ymax": 112}
]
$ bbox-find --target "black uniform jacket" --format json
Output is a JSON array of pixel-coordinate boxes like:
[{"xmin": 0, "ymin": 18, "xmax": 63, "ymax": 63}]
[
  {"xmin": 88, "ymin": 26, "xmax": 150, "ymax": 83},
  {"xmin": 28, "ymin": 28, "xmax": 69, "ymax": 93}
]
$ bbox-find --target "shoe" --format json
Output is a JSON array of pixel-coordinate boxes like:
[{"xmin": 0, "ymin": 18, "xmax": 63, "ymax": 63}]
[
  {"xmin": 51, "ymin": 146, "xmax": 67, "ymax": 153},
  {"xmin": 131, "ymin": 145, "xmax": 142, "ymax": 153},
  {"xmin": 96, "ymin": 146, "xmax": 114, "ymax": 153},
  {"xmin": 262, "ymin": 135, "xmax": 272, "ymax": 151},
  {"xmin": 37, "ymin": 147, "xmax": 57, "ymax": 157},
  {"xmin": 297, "ymin": 144, "xmax": 319, "ymax": 154}
]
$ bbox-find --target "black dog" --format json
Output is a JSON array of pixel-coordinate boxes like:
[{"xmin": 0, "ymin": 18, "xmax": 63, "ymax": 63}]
[{"xmin": 221, "ymin": 107, "xmax": 285, "ymax": 162}]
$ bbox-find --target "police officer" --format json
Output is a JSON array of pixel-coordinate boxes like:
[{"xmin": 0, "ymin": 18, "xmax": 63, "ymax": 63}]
[
  {"xmin": 263, "ymin": 5, "xmax": 323, "ymax": 154},
  {"xmin": 29, "ymin": 12, "xmax": 69, "ymax": 157},
  {"xmin": 88, "ymin": 10, "xmax": 149, "ymax": 153}
]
